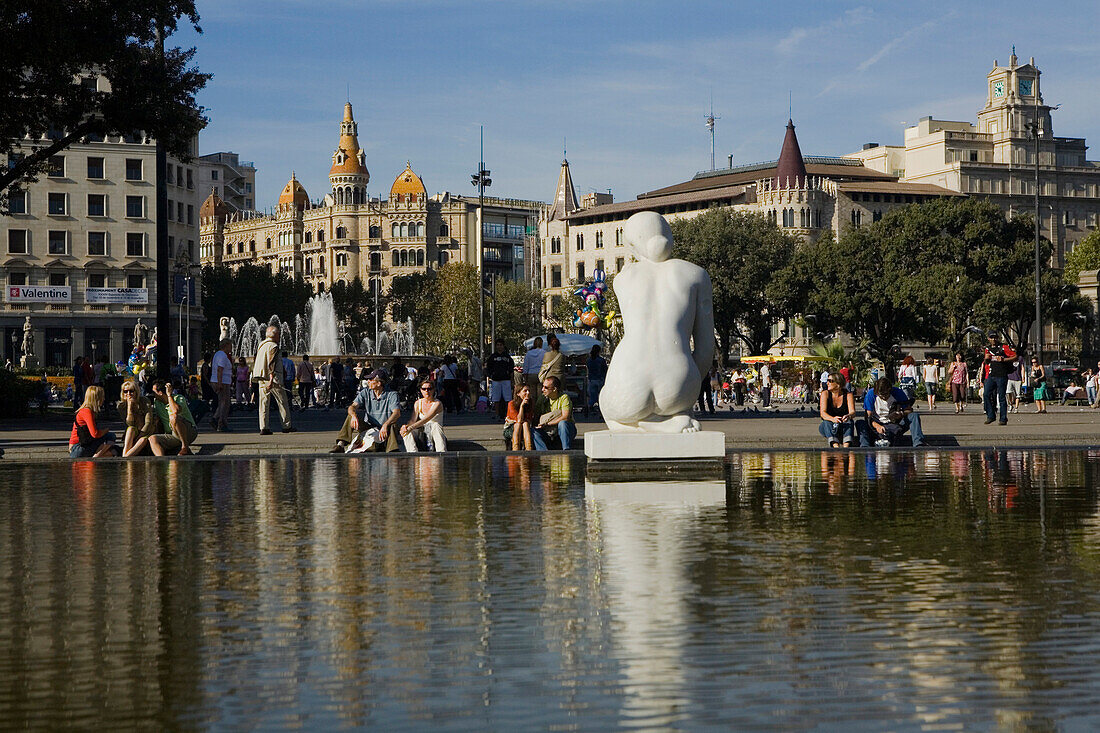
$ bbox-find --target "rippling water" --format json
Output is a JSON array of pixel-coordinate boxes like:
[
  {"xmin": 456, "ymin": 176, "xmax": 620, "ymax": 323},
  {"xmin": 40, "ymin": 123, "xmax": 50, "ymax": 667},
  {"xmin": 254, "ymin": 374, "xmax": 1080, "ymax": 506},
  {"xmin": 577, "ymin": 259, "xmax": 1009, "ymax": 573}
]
[{"xmin": 3, "ymin": 450, "xmax": 1100, "ymax": 730}]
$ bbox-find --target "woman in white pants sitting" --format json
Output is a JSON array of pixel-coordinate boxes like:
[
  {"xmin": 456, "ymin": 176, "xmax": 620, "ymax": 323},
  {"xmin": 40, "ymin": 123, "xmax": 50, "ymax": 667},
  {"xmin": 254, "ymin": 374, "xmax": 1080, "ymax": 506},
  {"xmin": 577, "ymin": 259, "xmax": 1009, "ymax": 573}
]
[{"xmin": 401, "ymin": 380, "xmax": 447, "ymax": 452}]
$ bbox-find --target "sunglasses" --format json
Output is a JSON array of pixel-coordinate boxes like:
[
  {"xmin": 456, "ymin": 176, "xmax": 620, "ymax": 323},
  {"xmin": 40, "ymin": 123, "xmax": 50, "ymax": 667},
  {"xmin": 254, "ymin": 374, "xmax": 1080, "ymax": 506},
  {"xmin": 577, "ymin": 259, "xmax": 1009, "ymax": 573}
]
[
  {"xmin": 420, "ymin": 386, "xmax": 432, "ymax": 392},
  {"xmin": 122, "ymin": 389, "xmax": 134, "ymax": 394}
]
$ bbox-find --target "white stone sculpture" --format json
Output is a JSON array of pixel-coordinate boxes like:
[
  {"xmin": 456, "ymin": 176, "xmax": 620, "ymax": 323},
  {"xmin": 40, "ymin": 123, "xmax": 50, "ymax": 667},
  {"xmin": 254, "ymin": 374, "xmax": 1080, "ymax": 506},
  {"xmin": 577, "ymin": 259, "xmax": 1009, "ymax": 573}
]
[
  {"xmin": 219, "ymin": 316, "xmax": 231, "ymax": 342},
  {"xmin": 599, "ymin": 211, "xmax": 715, "ymax": 434},
  {"xmin": 21, "ymin": 316, "xmax": 33, "ymax": 358},
  {"xmin": 133, "ymin": 319, "xmax": 149, "ymax": 348}
]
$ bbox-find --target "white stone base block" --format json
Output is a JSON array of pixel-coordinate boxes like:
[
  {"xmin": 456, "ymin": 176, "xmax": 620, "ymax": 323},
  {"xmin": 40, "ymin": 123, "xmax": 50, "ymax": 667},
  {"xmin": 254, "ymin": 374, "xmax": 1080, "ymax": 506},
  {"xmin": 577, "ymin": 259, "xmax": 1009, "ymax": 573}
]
[{"xmin": 584, "ymin": 430, "xmax": 725, "ymax": 460}]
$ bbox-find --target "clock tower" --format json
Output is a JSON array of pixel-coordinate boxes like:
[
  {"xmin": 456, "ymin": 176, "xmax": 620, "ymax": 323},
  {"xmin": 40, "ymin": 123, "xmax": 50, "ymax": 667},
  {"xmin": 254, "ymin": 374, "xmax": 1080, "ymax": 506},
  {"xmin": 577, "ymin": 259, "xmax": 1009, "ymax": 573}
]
[{"xmin": 978, "ymin": 51, "xmax": 1051, "ymax": 141}]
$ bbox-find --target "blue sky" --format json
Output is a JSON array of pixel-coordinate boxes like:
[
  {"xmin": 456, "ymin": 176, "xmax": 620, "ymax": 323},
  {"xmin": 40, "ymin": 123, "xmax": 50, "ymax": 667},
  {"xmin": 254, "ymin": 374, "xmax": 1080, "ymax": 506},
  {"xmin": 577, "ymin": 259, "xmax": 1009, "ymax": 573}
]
[{"xmin": 180, "ymin": 0, "xmax": 1100, "ymax": 209}]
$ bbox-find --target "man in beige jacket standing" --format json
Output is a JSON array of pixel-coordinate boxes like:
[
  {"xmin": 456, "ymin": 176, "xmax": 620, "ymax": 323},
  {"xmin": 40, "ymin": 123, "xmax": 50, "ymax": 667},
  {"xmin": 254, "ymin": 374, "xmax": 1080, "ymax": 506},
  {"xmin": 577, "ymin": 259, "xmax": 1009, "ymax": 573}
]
[{"xmin": 253, "ymin": 325, "xmax": 296, "ymax": 435}]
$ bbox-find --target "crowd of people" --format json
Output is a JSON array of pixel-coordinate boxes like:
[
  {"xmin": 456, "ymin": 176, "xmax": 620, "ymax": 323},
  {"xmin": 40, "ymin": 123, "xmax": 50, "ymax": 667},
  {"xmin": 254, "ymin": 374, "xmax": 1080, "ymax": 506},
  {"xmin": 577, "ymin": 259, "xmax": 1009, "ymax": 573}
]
[
  {"xmin": 63, "ymin": 323, "xmax": 1092, "ymax": 459},
  {"xmin": 66, "ymin": 326, "xmax": 586, "ymax": 459}
]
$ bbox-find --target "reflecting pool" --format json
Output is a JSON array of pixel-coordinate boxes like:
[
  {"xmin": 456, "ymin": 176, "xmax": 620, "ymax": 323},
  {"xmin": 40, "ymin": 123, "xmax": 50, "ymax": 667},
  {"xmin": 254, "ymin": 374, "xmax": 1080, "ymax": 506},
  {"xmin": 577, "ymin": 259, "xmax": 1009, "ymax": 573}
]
[{"xmin": 4, "ymin": 450, "xmax": 1100, "ymax": 729}]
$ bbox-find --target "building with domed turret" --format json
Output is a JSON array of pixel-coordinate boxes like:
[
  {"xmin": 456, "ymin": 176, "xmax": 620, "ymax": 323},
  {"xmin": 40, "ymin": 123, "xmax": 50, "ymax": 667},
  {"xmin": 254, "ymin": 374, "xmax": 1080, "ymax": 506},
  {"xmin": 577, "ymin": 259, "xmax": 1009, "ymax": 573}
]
[{"xmin": 199, "ymin": 102, "xmax": 544, "ymax": 296}]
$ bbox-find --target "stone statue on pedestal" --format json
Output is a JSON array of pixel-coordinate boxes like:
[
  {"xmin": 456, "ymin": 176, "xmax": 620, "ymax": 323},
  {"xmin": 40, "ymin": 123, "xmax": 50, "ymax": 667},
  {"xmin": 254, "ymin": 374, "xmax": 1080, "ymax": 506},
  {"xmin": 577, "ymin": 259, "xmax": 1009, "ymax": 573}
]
[
  {"xmin": 133, "ymin": 319, "xmax": 149, "ymax": 349},
  {"xmin": 598, "ymin": 211, "xmax": 715, "ymax": 434},
  {"xmin": 219, "ymin": 316, "xmax": 230, "ymax": 343},
  {"xmin": 20, "ymin": 315, "xmax": 38, "ymax": 368}
]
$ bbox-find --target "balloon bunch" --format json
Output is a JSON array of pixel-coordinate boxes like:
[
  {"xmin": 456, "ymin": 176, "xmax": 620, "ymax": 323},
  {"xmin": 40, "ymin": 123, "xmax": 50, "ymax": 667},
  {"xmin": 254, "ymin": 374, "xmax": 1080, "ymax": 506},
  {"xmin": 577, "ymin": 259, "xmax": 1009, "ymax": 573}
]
[
  {"xmin": 127, "ymin": 345, "xmax": 149, "ymax": 379},
  {"xmin": 572, "ymin": 270, "xmax": 616, "ymax": 330}
]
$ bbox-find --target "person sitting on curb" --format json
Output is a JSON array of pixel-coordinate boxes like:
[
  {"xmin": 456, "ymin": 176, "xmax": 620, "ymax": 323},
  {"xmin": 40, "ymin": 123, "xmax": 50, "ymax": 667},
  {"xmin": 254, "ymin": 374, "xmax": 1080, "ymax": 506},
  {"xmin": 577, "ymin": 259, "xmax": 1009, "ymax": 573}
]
[
  {"xmin": 69, "ymin": 385, "xmax": 119, "ymax": 458},
  {"xmin": 148, "ymin": 380, "xmax": 198, "ymax": 456},
  {"xmin": 505, "ymin": 383, "xmax": 535, "ymax": 450},
  {"xmin": 861, "ymin": 376, "xmax": 926, "ymax": 447},
  {"xmin": 532, "ymin": 376, "xmax": 576, "ymax": 451},
  {"xmin": 818, "ymin": 372, "xmax": 858, "ymax": 447},
  {"xmin": 330, "ymin": 370, "xmax": 401, "ymax": 453},
  {"xmin": 117, "ymin": 377, "xmax": 159, "ymax": 456},
  {"xmin": 400, "ymin": 379, "xmax": 447, "ymax": 452}
]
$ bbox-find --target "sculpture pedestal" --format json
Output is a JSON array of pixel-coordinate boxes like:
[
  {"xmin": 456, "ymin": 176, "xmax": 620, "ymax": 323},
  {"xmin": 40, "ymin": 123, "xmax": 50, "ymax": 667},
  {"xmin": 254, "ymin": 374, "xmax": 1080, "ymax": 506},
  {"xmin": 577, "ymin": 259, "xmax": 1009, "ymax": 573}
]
[
  {"xmin": 20, "ymin": 355, "xmax": 39, "ymax": 370},
  {"xmin": 584, "ymin": 430, "xmax": 725, "ymax": 482},
  {"xmin": 584, "ymin": 430, "xmax": 725, "ymax": 460}
]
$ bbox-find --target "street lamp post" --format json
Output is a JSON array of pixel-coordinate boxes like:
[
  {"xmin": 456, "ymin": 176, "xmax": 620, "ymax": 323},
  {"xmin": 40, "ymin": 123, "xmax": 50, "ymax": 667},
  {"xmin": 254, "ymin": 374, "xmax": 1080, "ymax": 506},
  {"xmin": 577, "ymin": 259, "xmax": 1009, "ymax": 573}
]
[
  {"xmin": 1032, "ymin": 94, "xmax": 1043, "ymax": 367},
  {"xmin": 470, "ymin": 127, "xmax": 491, "ymax": 365}
]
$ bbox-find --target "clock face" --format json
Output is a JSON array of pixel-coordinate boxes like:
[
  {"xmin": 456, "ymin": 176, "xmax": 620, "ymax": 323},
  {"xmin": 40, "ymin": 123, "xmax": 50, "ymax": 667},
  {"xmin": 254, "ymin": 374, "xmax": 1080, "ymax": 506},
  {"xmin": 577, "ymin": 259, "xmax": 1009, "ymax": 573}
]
[
  {"xmin": 1019, "ymin": 79, "xmax": 1033, "ymax": 96},
  {"xmin": 993, "ymin": 81, "xmax": 1005, "ymax": 98}
]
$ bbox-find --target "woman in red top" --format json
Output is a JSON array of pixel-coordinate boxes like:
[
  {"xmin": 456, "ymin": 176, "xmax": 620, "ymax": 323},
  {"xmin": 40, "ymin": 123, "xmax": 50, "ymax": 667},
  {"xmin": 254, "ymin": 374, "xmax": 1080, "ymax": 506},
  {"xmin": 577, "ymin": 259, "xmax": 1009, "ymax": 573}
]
[
  {"xmin": 504, "ymin": 383, "xmax": 535, "ymax": 450},
  {"xmin": 69, "ymin": 385, "xmax": 119, "ymax": 458}
]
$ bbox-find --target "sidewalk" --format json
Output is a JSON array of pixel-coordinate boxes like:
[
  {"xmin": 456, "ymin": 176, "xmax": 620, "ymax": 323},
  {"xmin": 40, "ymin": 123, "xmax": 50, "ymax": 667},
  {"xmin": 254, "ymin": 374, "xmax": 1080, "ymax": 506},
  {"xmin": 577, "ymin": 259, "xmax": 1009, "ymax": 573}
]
[{"xmin": 4, "ymin": 400, "xmax": 1100, "ymax": 461}]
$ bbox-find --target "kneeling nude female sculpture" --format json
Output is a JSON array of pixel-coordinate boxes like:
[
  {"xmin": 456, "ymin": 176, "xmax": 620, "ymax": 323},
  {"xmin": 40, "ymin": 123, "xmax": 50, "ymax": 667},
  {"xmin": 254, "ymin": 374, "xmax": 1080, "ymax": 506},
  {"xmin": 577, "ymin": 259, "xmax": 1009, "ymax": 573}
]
[{"xmin": 599, "ymin": 211, "xmax": 715, "ymax": 433}]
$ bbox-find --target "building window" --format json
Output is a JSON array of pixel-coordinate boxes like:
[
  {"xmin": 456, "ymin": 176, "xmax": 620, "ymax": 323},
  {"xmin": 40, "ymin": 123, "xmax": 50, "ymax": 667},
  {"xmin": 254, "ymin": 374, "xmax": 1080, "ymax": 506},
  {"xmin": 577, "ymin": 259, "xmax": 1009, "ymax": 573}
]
[
  {"xmin": 369, "ymin": 225, "xmax": 381, "ymax": 238},
  {"xmin": 245, "ymin": 182, "xmax": 251, "ymax": 193},
  {"xmin": 417, "ymin": 222, "xmax": 425, "ymax": 237},
  {"xmin": 186, "ymin": 169, "xmax": 193, "ymax": 189},
  {"xmin": 177, "ymin": 201, "xmax": 184, "ymax": 222},
  {"xmin": 265, "ymin": 238, "xmax": 271, "ymax": 249},
  {"xmin": 417, "ymin": 250, "xmax": 424, "ymax": 266},
  {"xmin": 319, "ymin": 255, "xmax": 325, "ymax": 272},
  {"xmin": 336, "ymin": 226, "xmax": 346, "ymax": 239},
  {"xmin": 126, "ymin": 232, "xmax": 145, "ymax": 257},
  {"xmin": 615, "ymin": 257, "xmax": 624, "ymax": 271},
  {"xmin": 595, "ymin": 259, "xmax": 604, "ymax": 273},
  {"xmin": 550, "ymin": 236, "xmax": 562, "ymax": 254},
  {"xmin": 317, "ymin": 230, "xmax": 324, "ymax": 242},
  {"xmin": 595, "ymin": 231, "xmax": 603, "ymax": 248},
  {"xmin": 87, "ymin": 273, "xmax": 106, "ymax": 289},
  {"xmin": 87, "ymin": 157, "xmax": 104, "ymax": 179},
  {"xmin": 249, "ymin": 240, "xmax": 255, "ymax": 253},
  {"xmin": 127, "ymin": 273, "xmax": 145, "ymax": 289},
  {"xmin": 391, "ymin": 223, "xmax": 399, "ymax": 238},
  {"xmin": 576, "ymin": 262, "xmax": 585, "ymax": 282},
  {"xmin": 125, "ymin": 158, "xmax": 142, "ymax": 181},
  {"xmin": 87, "ymin": 193, "xmax": 106, "ymax": 217},
  {"xmin": 48, "ymin": 192, "xmax": 67, "ymax": 215},
  {"xmin": 576, "ymin": 233, "xmax": 584, "ymax": 251},
  {"xmin": 48, "ymin": 272, "xmax": 67, "ymax": 286},
  {"xmin": 8, "ymin": 230, "xmax": 27, "ymax": 254},
  {"xmin": 392, "ymin": 250, "xmax": 399, "ymax": 266},
  {"xmin": 211, "ymin": 170, "xmax": 219, "ymax": 181},
  {"xmin": 9, "ymin": 272, "xmax": 27, "ymax": 286},
  {"xmin": 126, "ymin": 195, "xmax": 144, "ymax": 218},
  {"xmin": 187, "ymin": 204, "xmax": 194, "ymax": 225},
  {"xmin": 439, "ymin": 223, "xmax": 449, "ymax": 237},
  {"xmin": 615, "ymin": 228, "xmax": 623, "ymax": 246},
  {"xmin": 86, "ymin": 231, "xmax": 107, "ymax": 256},
  {"xmin": 850, "ymin": 209, "xmax": 862, "ymax": 227},
  {"xmin": 305, "ymin": 232, "xmax": 312, "ymax": 243},
  {"xmin": 551, "ymin": 265, "xmax": 562, "ymax": 288},
  {"xmin": 8, "ymin": 190, "xmax": 26, "ymax": 214},
  {"xmin": 48, "ymin": 230, "xmax": 67, "ymax": 255},
  {"xmin": 47, "ymin": 156, "xmax": 65, "ymax": 178},
  {"xmin": 400, "ymin": 250, "xmax": 409, "ymax": 267},
  {"xmin": 306, "ymin": 258, "xmax": 313, "ymax": 275}
]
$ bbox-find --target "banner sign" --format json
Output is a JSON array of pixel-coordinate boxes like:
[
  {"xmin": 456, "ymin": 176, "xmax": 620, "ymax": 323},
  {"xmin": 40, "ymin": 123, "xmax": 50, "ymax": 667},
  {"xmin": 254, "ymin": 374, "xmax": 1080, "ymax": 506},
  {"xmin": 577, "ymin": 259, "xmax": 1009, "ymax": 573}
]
[
  {"xmin": 6, "ymin": 285, "xmax": 71, "ymax": 303},
  {"xmin": 86, "ymin": 287, "xmax": 148, "ymax": 304}
]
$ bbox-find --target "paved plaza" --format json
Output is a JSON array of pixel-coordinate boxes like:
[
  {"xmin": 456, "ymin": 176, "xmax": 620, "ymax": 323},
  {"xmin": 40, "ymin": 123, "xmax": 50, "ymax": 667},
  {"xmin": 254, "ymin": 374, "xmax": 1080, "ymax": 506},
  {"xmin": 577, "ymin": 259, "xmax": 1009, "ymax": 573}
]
[{"xmin": 4, "ymin": 400, "xmax": 1100, "ymax": 461}]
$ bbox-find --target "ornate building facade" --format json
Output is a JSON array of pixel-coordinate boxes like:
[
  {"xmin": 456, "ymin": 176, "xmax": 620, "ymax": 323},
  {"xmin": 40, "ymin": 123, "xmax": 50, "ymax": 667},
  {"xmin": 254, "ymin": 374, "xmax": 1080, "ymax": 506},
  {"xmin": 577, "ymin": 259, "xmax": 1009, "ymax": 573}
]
[{"xmin": 200, "ymin": 103, "xmax": 543, "ymax": 293}]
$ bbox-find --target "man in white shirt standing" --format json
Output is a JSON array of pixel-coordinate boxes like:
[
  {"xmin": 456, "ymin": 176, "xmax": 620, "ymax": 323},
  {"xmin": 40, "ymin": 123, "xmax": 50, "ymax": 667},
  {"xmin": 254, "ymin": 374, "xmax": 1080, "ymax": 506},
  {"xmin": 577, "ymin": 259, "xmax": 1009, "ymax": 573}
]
[
  {"xmin": 522, "ymin": 336, "xmax": 545, "ymax": 395},
  {"xmin": 210, "ymin": 338, "xmax": 234, "ymax": 432},
  {"xmin": 759, "ymin": 362, "xmax": 772, "ymax": 409}
]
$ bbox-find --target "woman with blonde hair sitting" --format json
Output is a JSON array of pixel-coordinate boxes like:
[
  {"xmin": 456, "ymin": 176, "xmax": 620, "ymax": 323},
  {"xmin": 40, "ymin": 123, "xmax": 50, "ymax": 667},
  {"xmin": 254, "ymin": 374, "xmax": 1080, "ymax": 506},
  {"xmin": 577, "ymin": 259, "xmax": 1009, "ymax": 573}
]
[
  {"xmin": 117, "ymin": 377, "xmax": 159, "ymax": 456},
  {"xmin": 69, "ymin": 385, "xmax": 119, "ymax": 458}
]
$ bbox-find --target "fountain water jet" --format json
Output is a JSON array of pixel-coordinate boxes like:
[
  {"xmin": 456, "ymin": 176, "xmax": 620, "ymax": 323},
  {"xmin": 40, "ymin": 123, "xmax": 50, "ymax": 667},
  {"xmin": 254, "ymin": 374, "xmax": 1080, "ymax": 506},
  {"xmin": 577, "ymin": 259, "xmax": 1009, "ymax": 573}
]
[{"xmin": 308, "ymin": 293, "xmax": 341, "ymax": 356}]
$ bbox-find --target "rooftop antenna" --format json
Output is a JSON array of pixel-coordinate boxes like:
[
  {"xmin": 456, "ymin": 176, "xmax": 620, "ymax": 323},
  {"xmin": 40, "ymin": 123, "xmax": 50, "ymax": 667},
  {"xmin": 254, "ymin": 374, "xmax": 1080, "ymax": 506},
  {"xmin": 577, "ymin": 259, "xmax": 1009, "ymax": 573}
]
[
  {"xmin": 346, "ymin": 82, "xmax": 350, "ymax": 103},
  {"xmin": 789, "ymin": 90, "xmax": 792, "ymax": 120},
  {"xmin": 563, "ymin": 136, "xmax": 567, "ymax": 160},
  {"xmin": 704, "ymin": 97, "xmax": 720, "ymax": 171}
]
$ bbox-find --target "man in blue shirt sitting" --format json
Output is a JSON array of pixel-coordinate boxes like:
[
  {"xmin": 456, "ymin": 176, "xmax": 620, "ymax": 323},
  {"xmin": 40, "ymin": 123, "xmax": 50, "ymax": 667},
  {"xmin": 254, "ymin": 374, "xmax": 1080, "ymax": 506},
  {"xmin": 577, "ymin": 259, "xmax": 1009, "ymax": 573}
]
[
  {"xmin": 329, "ymin": 369, "xmax": 402, "ymax": 453},
  {"xmin": 861, "ymin": 376, "xmax": 926, "ymax": 447}
]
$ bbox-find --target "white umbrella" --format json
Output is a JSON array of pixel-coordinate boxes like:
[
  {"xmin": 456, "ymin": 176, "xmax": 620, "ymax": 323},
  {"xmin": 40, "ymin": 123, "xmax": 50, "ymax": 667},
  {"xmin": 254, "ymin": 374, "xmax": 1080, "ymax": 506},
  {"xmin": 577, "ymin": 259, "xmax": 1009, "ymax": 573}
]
[{"xmin": 524, "ymin": 333, "xmax": 604, "ymax": 357}]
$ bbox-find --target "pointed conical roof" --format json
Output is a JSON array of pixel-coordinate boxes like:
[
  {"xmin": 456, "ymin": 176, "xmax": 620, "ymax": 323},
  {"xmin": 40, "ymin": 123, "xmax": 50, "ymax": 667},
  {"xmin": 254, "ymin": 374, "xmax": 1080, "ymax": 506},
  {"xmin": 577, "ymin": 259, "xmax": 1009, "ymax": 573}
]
[
  {"xmin": 329, "ymin": 102, "xmax": 369, "ymax": 179},
  {"xmin": 773, "ymin": 119, "xmax": 808, "ymax": 188},
  {"xmin": 548, "ymin": 158, "xmax": 579, "ymax": 220}
]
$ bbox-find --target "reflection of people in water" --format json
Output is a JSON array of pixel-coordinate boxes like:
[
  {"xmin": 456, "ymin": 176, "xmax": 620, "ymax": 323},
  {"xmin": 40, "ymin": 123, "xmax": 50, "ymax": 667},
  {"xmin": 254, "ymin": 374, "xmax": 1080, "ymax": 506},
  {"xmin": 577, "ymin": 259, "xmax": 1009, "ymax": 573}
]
[
  {"xmin": 820, "ymin": 452, "xmax": 859, "ymax": 495},
  {"xmin": 984, "ymin": 449, "xmax": 1019, "ymax": 511},
  {"xmin": 864, "ymin": 451, "xmax": 915, "ymax": 483}
]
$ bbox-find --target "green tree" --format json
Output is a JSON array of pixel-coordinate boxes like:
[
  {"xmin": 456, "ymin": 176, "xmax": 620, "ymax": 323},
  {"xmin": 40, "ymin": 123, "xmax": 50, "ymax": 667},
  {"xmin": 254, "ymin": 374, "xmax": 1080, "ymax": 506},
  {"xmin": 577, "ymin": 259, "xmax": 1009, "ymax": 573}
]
[
  {"xmin": 200, "ymin": 264, "xmax": 312, "ymax": 348},
  {"xmin": 671, "ymin": 208, "xmax": 804, "ymax": 360},
  {"xmin": 388, "ymin": 271, "xmax": 435, "ymax": 325},
  {"xmin": 0, "ymin": 2, "xmax": 209, "ymax": 201},
  {"xmin": 330, "ymin": 277, "xmax": 381, "ymax": 348},
  {"xmin": 1064, "ymin": 229, "xmax": 1100, "ymax": 286},
  {"xmin": 418, "ymin": 262, "xmax": 479, "ymax": 354},
  {"xmin": 795, "ymin": 197, "xmax": 1090, "ymax": 372},
  {"xmin": 492, "ymin": 277, "xmax": 545, "ymax": 349}
]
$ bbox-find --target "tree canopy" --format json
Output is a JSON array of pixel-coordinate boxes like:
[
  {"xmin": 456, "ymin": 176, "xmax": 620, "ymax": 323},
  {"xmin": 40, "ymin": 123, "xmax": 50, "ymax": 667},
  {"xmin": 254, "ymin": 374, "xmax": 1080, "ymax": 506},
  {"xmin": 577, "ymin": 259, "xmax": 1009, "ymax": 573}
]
[
  {"xmin": 0, "ymin": 2, "xmax": 209, "ymax": 199},
  {"xmin": 793, "ymin": 197, "xmax": 1090, "ymax": 371},
  {"xmin": 1064, "ymin": 229, "xmax": 1100, "ymax": 287},
  {"xmin": 200, "ymin": 264, "xmax": 313, "ymax": 349},
  {"xmin": 330, "ymin": 278, "xmax": 382, "ymax": 349},
  {"xmin": 671, "ymin": 208, "xmax": 804, "ymax": 360}
]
